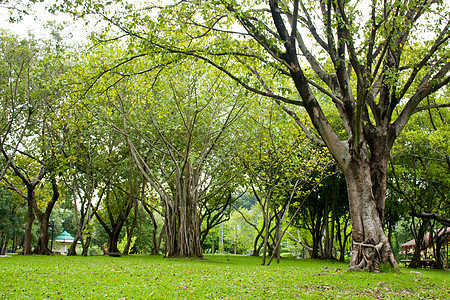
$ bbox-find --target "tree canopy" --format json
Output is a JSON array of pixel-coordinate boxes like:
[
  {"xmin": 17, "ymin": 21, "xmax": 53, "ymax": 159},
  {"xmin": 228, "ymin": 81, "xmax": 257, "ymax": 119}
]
[{"xmin": 0, "ymin": 0, "xmax": 449, "ymax": 272}]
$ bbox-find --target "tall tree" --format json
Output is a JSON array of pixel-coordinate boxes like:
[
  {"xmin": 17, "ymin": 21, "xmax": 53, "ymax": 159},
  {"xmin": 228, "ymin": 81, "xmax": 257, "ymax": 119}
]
[
  {"xmin": 0, "ymin": 32, "xmax": 66, "ymax": 255},
  {"xmin": 116, "ymin": 66, "xmax": 246, "ymax": 257},
  {"xmin": 70, "ymin": 43, "xmax": 248, "ymax": 257},
  {"xmin": 54, "ymin": 0, "xmax": 450, "ymax": 270},
  {"xmin": 143, "ymin": 0, "xmax": 449, "ymax": 270}
]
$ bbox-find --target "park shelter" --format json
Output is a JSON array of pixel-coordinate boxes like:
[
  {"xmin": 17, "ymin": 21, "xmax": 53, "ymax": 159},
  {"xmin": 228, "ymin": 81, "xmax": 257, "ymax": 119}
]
[
  {"xmin": 53, "ymin": 231, "xmax": 80, "ymax": 255},
  {"xmin": 400, "ymin": 227, "xmax": 450, "ymax": 268}
]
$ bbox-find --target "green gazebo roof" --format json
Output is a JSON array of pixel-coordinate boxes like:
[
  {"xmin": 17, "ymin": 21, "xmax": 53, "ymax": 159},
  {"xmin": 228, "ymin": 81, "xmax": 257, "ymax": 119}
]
[{"xmin": 54, "ymin": 231, "xmax": 75, "ymax": 242}]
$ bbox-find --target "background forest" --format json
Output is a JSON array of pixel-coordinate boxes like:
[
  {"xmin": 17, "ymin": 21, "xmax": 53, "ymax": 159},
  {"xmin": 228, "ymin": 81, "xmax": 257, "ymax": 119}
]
[{"xmin": 0, "ymin": 0, "xmax": 449, "ymax": 271}]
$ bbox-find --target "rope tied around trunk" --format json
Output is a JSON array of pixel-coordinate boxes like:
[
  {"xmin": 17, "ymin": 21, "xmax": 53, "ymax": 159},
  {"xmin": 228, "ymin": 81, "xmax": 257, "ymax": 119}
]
[{"xmin": 350, "ymin": 239, "xmax": 384, "ymax": 272}]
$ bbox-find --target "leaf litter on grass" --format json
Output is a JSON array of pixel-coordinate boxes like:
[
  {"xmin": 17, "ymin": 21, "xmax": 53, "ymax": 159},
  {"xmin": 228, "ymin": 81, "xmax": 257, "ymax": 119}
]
[{"xmin": 0, "ymin": 255, "xmax": 449, "ymax": 299}]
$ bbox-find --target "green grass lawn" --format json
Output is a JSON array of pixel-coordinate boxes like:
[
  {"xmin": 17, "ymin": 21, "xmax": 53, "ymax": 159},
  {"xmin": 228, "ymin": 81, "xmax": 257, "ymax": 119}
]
[{"xmin": 0, "ymin": 254, "xmax": 448, "ymax": 299}]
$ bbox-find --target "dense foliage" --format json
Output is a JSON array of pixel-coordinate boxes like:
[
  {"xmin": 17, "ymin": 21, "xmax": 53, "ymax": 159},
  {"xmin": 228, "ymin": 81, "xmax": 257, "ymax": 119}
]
[{"xmin": 0, "ymin": 0, "xmax": 449, "ymax": 273}]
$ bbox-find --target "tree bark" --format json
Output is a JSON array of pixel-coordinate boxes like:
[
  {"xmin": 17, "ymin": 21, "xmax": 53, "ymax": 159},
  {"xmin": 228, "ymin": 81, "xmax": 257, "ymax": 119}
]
[
  {"xmin": 323, "ymin": 180, "xmax": 337, "ymax": 260},
  {"xmin": 251, "ymin": 226, "xmax": 264, "ymax": 257},
  {"xmin": 67, "ymin": 233, "xmax": 80, "ymax": 256},
  {"xmin": 22, "ymin": 197, "xmax": 35, "ymax": 255},
  {"xmin": 163, "ymin": 162, "xmax": 203, "ymax": 258},
  {"xmin": 336, "ymin": 215, "xmax": 351, "ymax": 262},
  {"xmin": 123, "ymin": 203, "xmax": 138, "ymax": 255},
  {"xmin": 32, "ymin": 179, "xmax": 59, "ymax": 255},
  {"xmin": 1, "ymin": 236, "xmax": 9, "ymax": 255},
  {"xmin": 142, "ymin": 202, "xmax": 160, "ymax": 255},
  {"xmin": 165, "ymin": 191, "xmax": 202, "ymax": 257},
  {"xmin": 434, "ymin": 229, "xmax": 449, "ymax": 269},
  {"xmin": 95, "ymin": 192, "xmax": 133, "ymax": 255},
  {"xmin": 409, "ymin": 218, "xmax": 429, "ymax": 268},
  {"xmin": 345, "ymin": 155, "xmax": 398, "ymax": 271},
  {"xmin": 2, "ymin": 153, "xmax": 46, "ymax": 255},
  {"xmin": 81, "ymin": 236, "xmax": 91, "ymax": 256}
]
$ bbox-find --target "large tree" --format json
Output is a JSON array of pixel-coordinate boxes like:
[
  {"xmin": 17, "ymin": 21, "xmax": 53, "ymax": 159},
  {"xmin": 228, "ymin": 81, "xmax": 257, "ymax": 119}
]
[
  {"xmin": 69, "ymin": 41, "xmax": 248, "ymax": 257},
  {"xmin": 148, "ymin": 0, "xmax": 450, "ymax": 271},
  {"xmin": 53, "ymin": 0, "xmax": 450, "ymax": 270},
  {"xmin": 115, "ymin": 66, "xmax": 246, "ymax": 258}
]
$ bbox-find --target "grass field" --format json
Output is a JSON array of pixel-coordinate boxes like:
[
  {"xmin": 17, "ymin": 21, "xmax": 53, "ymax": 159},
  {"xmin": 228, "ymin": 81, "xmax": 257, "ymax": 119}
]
[{"xmin": 0, "ymin": 254, "xmax": 448, "ymax": 299}]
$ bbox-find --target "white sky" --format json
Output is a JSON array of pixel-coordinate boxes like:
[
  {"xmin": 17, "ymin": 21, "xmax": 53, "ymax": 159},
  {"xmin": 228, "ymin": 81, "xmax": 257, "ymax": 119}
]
[
  {"xmin": 0, "ymin": 0, "xmax": 164, "ymax": 42},
  {"xmin": 0, "ymin": 1, "xmax": 93, "ymax": 44}
]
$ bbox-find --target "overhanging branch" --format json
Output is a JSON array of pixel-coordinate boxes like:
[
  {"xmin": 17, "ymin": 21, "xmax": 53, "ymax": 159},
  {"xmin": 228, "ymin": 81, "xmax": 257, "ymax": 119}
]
[{"xmin": 411, "ymin": 212, "xmax": 450, "ymax": 227}]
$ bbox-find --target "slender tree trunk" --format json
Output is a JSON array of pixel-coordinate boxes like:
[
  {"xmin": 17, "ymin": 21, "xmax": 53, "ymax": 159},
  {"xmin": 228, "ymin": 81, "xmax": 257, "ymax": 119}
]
[
  {"xmin": 387, "ymin": 221, "xmax": 393, "ymax": 247},
  {"xmin": 261, "ymin": 204, "xmax": 271, "ymax": 265},
  {"xmin": 275, "ymin": 215, "xmax": 282, "ymax": 264},
  {"xmin": 23, "ymin": 197, "xmax": 35, "ymax": 255},
  {"xmin": 67, "ymin": 232, "xmax": 80, "ymax": 256},
  {"xmin": 1, "ymin": 237, "xmax": 9, "ymax": 255},
  {"xmin": 81, "ymin": 237, "xmax": 91, "ymax": 256},
  {"xmin": 326, "ymin": 181, "xmax": 337, "ymax": 260},
  {"xmin": 0, "ymin": 235, "xmax": 4, "ymax": 255},
  {"xmin": 144, "ymin": 205, "xmax": 160, "ymax": 255},
  {"xmin": 310, "ymin": 207, "xmax": 323, "ymax": 259},
  {"xmin": 123, "ymin": 207, "xmax": 137, "ymax": 255},
  {"xmin": 323, "ymin": 192, "xmax": 333, "ymax": 259},
  {"xmin": 157, "ymin": 224, "xmax": 164, "ymax": 255},
  {"xmin": 211, "ymin": 231, "xmax": 215, "ymax": 254},
  {"xmin": 12, "ymin": 232, "xmax": 16, "ymax": 254},
  {"xmin": 251, "ymin": 226, "xmax": 264, "ymax": 256},
  {"xmin": 409, "ymin": 219, "xmax": 429, "ymax": 268},
  {"xmin": 311, "ymin": 227, "xmax": 321, "ymax": 259},
  {"xmin": 336, "ymin": 216, "xmax": 351, "ymax": 262}
]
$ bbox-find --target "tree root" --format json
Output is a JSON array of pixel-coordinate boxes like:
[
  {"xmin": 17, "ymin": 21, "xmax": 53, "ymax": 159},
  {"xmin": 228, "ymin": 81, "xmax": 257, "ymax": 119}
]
[{"xmin": 347, "ymin": 238, "xmax": 398, "ymax": 272}]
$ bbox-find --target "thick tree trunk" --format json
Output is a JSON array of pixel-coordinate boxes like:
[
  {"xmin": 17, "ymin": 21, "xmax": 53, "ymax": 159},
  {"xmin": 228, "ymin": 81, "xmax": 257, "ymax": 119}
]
[
  {"xmin": 165, "ymin": 195, "xmax": 202, "ymax": 257},
  {"xmin": 345, "ymin": 158, "xmax": 398, "ymax": 271},
  {"xmin": 107, "ymin": 228, "xmax": 121, "ymax": 253},
  {"xmin": 163, "ymin": 200, "xmax": 177, "ymax": 256},
  {"xmin": 33, "ymin": 219, "xmax": 51, "ymax": 255},
  {"xmin": 163, "ymin": 163, "xmax": 203, "ymax": 258},
  {"xmin": 434, "ymin": 231, "xmax": 449, "ymax": 269}
]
